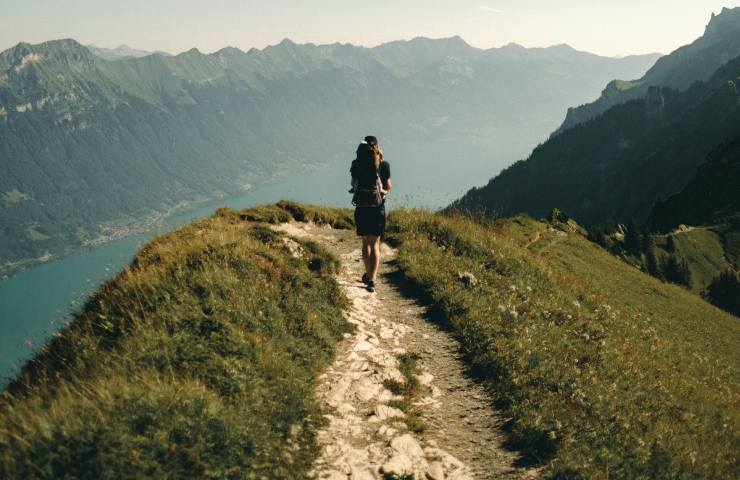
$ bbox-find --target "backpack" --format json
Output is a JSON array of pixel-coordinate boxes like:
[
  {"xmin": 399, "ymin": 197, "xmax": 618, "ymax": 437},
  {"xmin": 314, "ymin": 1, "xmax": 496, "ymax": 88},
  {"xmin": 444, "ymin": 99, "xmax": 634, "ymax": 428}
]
[
  {"xmin": 352, "ymin": 170, "xmax": 384, "ymax": 207},
  {"xmin": 352, "ymin": 175, "xmax": 384, "ymax": 207}
]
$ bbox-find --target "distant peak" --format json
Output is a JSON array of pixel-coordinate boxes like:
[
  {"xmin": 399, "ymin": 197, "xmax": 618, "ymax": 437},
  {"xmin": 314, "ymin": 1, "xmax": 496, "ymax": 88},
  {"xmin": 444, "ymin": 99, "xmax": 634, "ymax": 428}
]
[
  {"xmin": 181, "ymin": 47, "xmax": 202, "ymax": 56},
  {"xmin": 278, "ymin": 38, "xmax": 297, "ymax": 47},
  {"xmin": 501, "ymin": 42, "xmax": 525, "ymax": 49},
  {"xmin": 216, "ymin": 46, "xmax": 243, "ymax": 55},
  {"xmin": 550, "ymin": 43, "xmax": 576, "ymax": 51},
  {"xmin": 705, "ymin": 6, "xmax": 740, "ymax": 37}
]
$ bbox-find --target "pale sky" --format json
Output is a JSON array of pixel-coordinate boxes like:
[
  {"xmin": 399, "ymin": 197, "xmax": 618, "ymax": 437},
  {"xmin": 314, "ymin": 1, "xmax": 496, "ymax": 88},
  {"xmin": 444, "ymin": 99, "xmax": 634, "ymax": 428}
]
[{"xmin": 1, "ymin": 1, "xmax": 737, "ymax": 57}]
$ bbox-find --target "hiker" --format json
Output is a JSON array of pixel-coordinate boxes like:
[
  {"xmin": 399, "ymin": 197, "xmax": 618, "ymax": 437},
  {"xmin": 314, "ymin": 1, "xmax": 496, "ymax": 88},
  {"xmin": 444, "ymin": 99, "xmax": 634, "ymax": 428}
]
[{"xmin": 350, "ymin": 136, "xmax": 391, "ymax": 292}]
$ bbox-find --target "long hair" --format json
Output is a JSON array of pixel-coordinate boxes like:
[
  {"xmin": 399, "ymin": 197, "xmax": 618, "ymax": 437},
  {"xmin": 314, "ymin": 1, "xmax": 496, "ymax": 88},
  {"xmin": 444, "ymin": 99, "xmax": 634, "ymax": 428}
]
[{"xmin": 356, "ymin": 142, "xmax": 381, "ymax": 172}]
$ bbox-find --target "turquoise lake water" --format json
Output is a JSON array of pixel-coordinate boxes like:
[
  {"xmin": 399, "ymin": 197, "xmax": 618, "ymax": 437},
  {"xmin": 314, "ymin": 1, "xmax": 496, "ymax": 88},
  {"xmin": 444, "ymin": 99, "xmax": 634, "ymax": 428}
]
[{"xmin": 0, "ymin": 137, "xmax": 526, "ymax": 382}]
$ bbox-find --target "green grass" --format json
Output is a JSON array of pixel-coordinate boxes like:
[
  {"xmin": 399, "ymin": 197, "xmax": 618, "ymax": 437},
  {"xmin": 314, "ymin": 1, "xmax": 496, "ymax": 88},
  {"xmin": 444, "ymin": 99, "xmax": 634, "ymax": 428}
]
[
  {"xmin": 236, "ymin": 200, "xmax": 355, "ymax": 230},
  {"xmin": 386, "ymin": 209, "xmax": 740, "ymax": 479},
  {"xmin": 0, "ymin": 205, "xmax": 351, "ymax": 479},
  {"xmin": 613, "ymin": 79, "xmax": 639, "ymax": 91},
  {"xmin": 384, "ymin": 353, "xmax": 425, "ymax": 434},
  {"xmin": 655, "ymin": 228, "xmax": 730, "ymax": 293}
]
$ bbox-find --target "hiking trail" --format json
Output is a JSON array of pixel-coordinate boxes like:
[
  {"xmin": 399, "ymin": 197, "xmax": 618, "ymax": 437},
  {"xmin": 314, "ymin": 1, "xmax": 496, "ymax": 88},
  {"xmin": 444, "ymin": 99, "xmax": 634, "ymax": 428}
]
[{"xmin": 273, "ymin": 222, "xmax": 538, "ymax": 480}]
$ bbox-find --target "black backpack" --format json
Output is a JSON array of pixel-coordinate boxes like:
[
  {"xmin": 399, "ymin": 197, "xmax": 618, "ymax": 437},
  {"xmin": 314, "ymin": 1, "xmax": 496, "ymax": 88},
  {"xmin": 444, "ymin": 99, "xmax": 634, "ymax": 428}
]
[{"xmin": 352, "ymin": 169, "xmax": 384, "ymax": 207}]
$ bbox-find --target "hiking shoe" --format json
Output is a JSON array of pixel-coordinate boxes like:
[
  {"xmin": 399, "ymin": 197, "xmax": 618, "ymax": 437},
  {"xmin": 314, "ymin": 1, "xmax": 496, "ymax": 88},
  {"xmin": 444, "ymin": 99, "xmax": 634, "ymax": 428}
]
[
  {"xmin": 366, "ymin": 280, "xmax": 376, "ymax": 293},
  {"xmin": 361, "ymin": 273, "xmax": 370, "ymax": 285}
]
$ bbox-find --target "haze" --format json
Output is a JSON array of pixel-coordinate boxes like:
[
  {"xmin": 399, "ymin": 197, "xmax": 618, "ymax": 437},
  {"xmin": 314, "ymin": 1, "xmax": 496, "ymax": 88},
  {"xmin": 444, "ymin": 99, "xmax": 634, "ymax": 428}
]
[{"xmin": 1, "ymin": 1, "xmax": 737, "ymax": 56}]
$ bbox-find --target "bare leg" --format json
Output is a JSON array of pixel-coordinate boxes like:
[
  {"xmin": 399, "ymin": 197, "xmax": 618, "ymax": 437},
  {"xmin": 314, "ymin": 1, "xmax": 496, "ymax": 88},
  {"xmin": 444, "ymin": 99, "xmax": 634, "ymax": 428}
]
[
  {"xmin": 368, "ymin": 235, "xmax": 381, "ymax": 282},
  {"xmin": 361, "ymin": 237, "xmax": 372, "ymax": 277}
]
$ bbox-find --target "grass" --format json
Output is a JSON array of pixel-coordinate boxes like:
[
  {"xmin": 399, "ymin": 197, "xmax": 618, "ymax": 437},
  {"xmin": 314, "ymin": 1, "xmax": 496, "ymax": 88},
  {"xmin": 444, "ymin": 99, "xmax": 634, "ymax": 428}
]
[
  {"xmin": 0, "ymin": 204, "xmax": 352, "ymax": 479},
  {"xmin": 655, "ymin": 228, "xmax": 730, "ymax": 294},
  {"xmin": 385, "ymin": 209, "xmax": 740, "ymax": 479},
  {"xmin": 3, "ymin": 201, "xmax": 737, "ymax": 478},
  {"xmin": 236, "ymin": 200, "xmax": 354, "ymax": 229},
  {"xmin": 384, "ymin": 353, "xmax": 425, "ymax": 434}
]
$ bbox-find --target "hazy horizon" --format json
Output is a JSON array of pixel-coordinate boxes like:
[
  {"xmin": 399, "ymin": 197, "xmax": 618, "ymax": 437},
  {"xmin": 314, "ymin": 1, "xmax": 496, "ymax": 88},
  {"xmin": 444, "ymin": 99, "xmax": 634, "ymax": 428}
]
[{"xmin": 1, "ymin": 1, "xmax": 737, "ymax": 57}]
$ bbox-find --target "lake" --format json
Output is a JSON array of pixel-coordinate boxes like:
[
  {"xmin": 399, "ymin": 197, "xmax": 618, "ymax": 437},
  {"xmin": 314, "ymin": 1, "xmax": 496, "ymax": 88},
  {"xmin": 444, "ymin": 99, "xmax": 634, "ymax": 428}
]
[{"xmin": 0, "ymin": 136, "xmax": 528, "ymax": 382}]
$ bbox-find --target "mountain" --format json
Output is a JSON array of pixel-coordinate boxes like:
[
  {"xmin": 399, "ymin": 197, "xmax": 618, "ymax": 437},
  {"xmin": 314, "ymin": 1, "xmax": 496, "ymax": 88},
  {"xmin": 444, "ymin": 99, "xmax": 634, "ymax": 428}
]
[
  {"xmin": 649, "ymin": 134, "xmax": 740, "ymax": 232},
  {"xmin": 558, "ymin": 7, "xmax": 740, "ymax": 133},
  {"xmin": 452, "ymin": 51, "xmax": 740, "ymax": 225},
  {"xmin": 0, "ymin": 37, "xmax": 660, "ymax": 274},
  {"xmin": 648, "ymin": 134, "xmax": 740, "ymax": 287},
  {"xmin": 86, "ymin": 44, "xmax": 170, "ymax": 60}
]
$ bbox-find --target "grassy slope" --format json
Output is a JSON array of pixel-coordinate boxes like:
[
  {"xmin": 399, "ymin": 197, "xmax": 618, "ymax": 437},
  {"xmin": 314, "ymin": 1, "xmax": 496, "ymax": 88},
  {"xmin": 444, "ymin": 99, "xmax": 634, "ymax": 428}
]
[
  {"xmin": 0, "ymin": 202, "xmax": 354, "ymax": 479},
  {"xmin": 2, "ymin": 202, "xmax": 737, "ymax": 478},
  {"xmin": 655, "ymin": 228, "xmax": 730, "ymax": 294},
  {"xmin": 386, "ymin": 210, "xmax": 739, "ymax": 479}
]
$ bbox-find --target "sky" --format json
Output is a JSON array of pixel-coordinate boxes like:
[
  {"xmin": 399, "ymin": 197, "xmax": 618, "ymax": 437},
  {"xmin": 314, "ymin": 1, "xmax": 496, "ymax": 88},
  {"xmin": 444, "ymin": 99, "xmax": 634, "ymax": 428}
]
[{"xmin": 1, "ymin": 1, "xmax": 738, "ymax": 57}]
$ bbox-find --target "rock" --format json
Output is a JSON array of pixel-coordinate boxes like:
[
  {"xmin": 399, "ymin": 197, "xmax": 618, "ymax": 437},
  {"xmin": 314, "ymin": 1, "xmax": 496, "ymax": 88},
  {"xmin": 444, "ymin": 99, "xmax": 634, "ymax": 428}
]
[
  {"xmin": 371, "ymin": 405, "xmax": 405, "ymax": 421},
  {"xmin": 381, "ymin": 454, "xmax": 413, "ymax": 476},
  {"xmin": 282, "ymin": 237, "xmax": 305, "ymax": 258},
  {"xmin": 416, "ymin": 372, "xmax": 434, "ymax": 386},
  {"xmin": 327, "ymin": 377, "xmax": 352, "ymax": 406},
  {"xmin": 457, "ymin": 271, "xmax": 478, "ymax": 287},
  {"xmin": 353, "ymin": 377, "xmax": 382, "ymax": 402},
  {"xmin": 349, "ymin": 467, "xmax": 374, "ymax": 480},
  {"xmin": 320, "ymin": 470, "xmax": 347, "ymax": 480},
  {"xmin": 426, "ymin": 461, "xmax": 446, "ymax": 480},
  {"xmin": 379, "ymin": 327, "xmax": 395, "ymax": 339},
  {"xmin": 391, "ymin": 434, "xmax": 425, "ymax": 459},
  {"xmin": 353, "ymin": 341, "xmax": 375, "ymax": 352}
]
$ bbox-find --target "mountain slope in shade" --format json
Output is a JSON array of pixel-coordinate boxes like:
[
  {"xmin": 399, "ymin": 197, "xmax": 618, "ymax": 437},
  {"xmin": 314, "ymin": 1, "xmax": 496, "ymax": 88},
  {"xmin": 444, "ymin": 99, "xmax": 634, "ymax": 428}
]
[
  {"xmin": 451, "ymin": 54, "xmax": 740, "ymax": 225},
  {"xmin": 649, "ymin": 134, "xmax": 740, "ymax": 232},
  {"xmin": 0, "ymin": 37, "xmax": 659, "ymax": 273},
  {"xmin": 558, "ymin": 7, "xmax": 740, "ymax": 133}
]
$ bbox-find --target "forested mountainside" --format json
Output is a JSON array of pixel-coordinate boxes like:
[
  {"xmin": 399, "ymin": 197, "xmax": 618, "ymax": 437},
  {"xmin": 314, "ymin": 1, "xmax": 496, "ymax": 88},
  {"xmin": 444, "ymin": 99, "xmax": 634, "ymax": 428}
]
[
  {"xmin": 558, "ymin": 7, "xmax": 740, "ymax": 133},
  {"xmin": 0, "ymin": 36, "xmax": 659, "ymax": 274},
  {"xmin": 649, "ymin": 134, "xmax": 740, "ymax": 233},
  {"xmin": 452, "ymin": 40, "xmax": 740, "ymax": 225}
]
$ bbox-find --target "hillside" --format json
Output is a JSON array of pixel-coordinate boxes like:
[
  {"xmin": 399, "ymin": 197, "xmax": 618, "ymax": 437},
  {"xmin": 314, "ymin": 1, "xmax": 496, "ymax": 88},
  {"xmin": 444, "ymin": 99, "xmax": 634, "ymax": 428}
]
[
  {"xmin": 0, "ymin": 37, "xmax": 660, "ymax": 275},
  {"xmin": 1, "ymin": 203, "xmax": 738, "ymax": 479},
  {"xmin": 557, "ymin": 7, "xmax": 740, "ymax": 133},
  {"xmin": 452, "ymin": 50, "xmax": 740, "ymax": 225},
  {"xmin": 649, "ymin": 134, "xmax": 740, "ymax": 234}
]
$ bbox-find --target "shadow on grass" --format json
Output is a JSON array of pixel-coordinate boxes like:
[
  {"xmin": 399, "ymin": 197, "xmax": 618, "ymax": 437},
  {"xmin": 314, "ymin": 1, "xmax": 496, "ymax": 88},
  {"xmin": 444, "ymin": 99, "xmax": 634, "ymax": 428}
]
[{"xmin": 381, "ymin": 259, "xmax": 553, "ymax": 469}]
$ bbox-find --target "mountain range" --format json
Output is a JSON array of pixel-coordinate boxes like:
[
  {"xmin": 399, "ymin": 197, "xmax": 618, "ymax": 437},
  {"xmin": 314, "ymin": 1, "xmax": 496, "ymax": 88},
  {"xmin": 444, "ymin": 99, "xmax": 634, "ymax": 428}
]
[
  {"xmin": 454, "ymin": 7, "xmax": 740, "ymax": 228},
  {"xmin": 557, "ymin": 6, "xmax": 740, "ymax": 133},
  {"xmin": 0, "ymin": 36, "xmax": 659, "ymax": 274}
]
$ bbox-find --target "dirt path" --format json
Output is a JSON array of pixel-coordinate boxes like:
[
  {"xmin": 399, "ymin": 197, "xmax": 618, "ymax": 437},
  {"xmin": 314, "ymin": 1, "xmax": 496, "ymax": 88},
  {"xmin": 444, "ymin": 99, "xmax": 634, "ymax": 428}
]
[{"xmin": 273, "ymin": 223, "xmax": 536, "ymax": 480}]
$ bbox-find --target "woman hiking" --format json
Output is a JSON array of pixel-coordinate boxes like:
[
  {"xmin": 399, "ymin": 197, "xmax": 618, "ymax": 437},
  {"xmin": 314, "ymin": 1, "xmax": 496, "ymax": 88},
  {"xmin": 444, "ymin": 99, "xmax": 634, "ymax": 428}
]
[{"xmin": 350, "ymin": 136, "xmax": 391, "ymax": 293}]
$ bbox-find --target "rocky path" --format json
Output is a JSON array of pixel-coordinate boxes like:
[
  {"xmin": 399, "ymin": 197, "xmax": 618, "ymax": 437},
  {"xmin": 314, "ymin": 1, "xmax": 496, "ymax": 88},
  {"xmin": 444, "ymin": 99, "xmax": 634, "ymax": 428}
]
[{"xmin": 273, "ymin": 223, "xmax": 536, "ymax": 480}]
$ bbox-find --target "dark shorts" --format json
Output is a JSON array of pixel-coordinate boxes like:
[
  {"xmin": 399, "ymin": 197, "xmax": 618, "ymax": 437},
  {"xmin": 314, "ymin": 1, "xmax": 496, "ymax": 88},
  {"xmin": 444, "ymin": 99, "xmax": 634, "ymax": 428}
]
[{"xmin": 355, "ymin": 206, "xmax": 386, "ymax": 236}]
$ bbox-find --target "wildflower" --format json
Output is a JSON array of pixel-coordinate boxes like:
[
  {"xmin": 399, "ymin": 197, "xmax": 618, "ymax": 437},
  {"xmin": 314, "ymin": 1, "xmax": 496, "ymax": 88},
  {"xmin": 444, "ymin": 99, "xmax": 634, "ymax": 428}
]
[{"xmin": 24, "ymin": 339, "xmax": 33, "ymax": 348}]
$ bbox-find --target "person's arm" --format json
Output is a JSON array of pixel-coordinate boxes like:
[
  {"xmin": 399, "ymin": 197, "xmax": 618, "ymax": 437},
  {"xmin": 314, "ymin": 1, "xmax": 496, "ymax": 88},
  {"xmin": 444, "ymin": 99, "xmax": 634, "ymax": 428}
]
[{"xmin": 381, "ymin": 162, "xmax": 391, "ymax": 192}]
